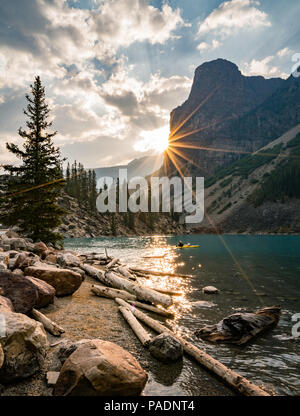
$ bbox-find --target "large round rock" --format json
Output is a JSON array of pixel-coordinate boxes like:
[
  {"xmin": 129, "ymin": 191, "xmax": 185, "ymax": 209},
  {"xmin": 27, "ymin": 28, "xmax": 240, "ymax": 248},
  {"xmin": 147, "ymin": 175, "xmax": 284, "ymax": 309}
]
[
  {"xmin": 54, "ymin": 339, "xmax": 148, "ymax": 396},
  {"xmin": 0, "ymin": 310, "xmax": 48, "ymax": 383},
  {"xmin": 0, "ymin": 271, "xmax": 38, "ymax": 314},
  {"xmin": 149, "ymin": 333, "xmax": 183, "ymax": 363},
  {"xmin": 25, "ymin": 276, "xmax": 55, "ymax": 308},
  {"xmin": 24, "ymin": 265, "xmax": 82, "ymax": 296}
]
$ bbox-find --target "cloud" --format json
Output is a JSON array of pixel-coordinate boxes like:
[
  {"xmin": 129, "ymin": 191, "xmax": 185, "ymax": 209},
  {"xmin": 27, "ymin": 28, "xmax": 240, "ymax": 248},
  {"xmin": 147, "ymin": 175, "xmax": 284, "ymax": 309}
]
[
  {"xmin": 277, "ymin": 47, "xmax": 293, "ymax": 58},
  {"xmin": 242, "ymin": 55, "xmax": 289, "ymax": 78},
  {"xmin": 197, "ymin": 39, "xmax": 221, "ymax": 51},
  {"xmin": 198, "ymin": 0, "xmax": 270, "ymax": 37},
  {"xmin": 91, "ymin": 0, "xmax": 188, "ymax": 49}
]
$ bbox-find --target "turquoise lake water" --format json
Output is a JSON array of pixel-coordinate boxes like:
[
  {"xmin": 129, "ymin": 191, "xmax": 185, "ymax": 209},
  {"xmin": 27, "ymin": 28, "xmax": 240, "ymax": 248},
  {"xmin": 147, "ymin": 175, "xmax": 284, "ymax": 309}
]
[{"xmin": 65, "ymin": 234, "xmax": 300, "ymax": 396}]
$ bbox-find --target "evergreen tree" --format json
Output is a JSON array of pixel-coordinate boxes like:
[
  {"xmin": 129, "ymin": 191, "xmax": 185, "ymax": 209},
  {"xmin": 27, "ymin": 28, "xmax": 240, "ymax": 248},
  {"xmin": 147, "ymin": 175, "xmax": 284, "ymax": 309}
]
[{"xmin": 1, "ymin": 76, "xmax": 65, "ymax": 244}]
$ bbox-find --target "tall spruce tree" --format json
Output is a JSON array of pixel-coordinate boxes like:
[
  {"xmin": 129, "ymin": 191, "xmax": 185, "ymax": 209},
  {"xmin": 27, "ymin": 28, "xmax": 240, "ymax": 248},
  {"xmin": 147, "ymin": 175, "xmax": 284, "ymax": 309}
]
[{"xmin": 1, "ymin": 76, "xmax": 65, "ymax": 244}]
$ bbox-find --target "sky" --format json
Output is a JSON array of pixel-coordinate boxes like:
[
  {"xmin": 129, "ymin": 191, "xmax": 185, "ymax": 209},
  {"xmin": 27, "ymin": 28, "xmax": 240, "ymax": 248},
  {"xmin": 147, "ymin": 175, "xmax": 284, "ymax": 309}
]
[{"xmin": 0, "ymin": 0, "xmax": 299, "ymax": 169}]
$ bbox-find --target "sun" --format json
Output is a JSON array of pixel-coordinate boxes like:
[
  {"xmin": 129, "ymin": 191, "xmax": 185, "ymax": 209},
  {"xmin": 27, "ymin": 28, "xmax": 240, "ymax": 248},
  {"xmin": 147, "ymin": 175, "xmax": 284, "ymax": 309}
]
[{"xmin": 134, "ymin": 126, "xmax": 170, "ymax": 154}]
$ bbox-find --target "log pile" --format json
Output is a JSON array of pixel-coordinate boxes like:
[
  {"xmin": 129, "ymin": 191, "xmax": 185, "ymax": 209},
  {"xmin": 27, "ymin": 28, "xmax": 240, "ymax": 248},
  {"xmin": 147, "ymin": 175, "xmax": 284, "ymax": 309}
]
[{"xmin": 77, "ymin": 253, "xmax": 275, "ymax": 396}]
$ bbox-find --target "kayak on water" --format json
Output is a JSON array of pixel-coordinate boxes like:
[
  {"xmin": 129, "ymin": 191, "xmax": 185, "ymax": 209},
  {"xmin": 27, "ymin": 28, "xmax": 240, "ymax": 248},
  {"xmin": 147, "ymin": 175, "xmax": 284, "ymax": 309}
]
[{"xmin": 176, "ymin": 245, "xmax": 199, "ymax": 249}]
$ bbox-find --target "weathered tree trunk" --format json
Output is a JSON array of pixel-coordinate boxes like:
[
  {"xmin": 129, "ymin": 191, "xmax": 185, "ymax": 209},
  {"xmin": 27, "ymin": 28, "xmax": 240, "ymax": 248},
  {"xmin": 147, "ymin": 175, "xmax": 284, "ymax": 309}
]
[
  {"xmin": 195, "ymin": 306, "xmax": 281, "ymax": 345},
  {"xmin": 91, "ymin": 284, "xmax": 136, "ymax": 301},
  {"xmin": 129, "ymin": 267, "xmax": 192, "ymax": 278},
  {"xmin": 81, "ymin": 263, "xmax": 104, "ymax": 280},
  {"xmin": 31, "ymin": 308, "xmax": 65, "ymax": 337},
  {"xmin": 118, "ymin": 305, "xmax": 151, "ymax": 347},
  {"xmin": 127, "ymin": 300, "xmax": 174, "ymax": 317},
  {"xmin": 150, "ymin": 287, "xmax": 182, "ymax": 296},
  {"xmin": 117, "ymin": 266, "xmax": 136, "ymax": 280},
  {"xmin": 106, "ymin": 258, "xmax": 119, "ymax": 270},
  {"xmin": 115, "ymin": 298, "xmax": 270, "ymax": 397},
  {"xmin": 80, "ymin": 264, "xmax": 173, "ymax": 307},
  {"xmin": 101, "ymin": 271, "xmax": 173, "ymax": 308}
]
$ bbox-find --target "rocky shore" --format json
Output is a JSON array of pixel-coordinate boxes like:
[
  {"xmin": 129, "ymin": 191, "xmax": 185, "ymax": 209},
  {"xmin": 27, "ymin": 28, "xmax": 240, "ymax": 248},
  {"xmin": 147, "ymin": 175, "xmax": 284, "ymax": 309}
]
[
  {"xmin": 57, "ymin": 193, "xmax": 187, "ymax": 238},
  {"xmin": 0, "ymin": 230, "xmax": 236, "ymax": 396}
]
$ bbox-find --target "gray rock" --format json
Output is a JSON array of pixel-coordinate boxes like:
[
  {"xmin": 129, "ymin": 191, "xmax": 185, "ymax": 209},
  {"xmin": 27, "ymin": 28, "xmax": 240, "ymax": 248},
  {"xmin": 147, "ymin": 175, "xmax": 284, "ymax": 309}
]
[
  {"xmin": 202, "ymin": 286, "xmax": 219, "ymax": 294},
  {"xmin": 0, "ymin": 310, "xmax": 48, "ymax": 383},
  {"xmin": 149, "ymin": 333, "xmax": 183, "ymax": 363}
]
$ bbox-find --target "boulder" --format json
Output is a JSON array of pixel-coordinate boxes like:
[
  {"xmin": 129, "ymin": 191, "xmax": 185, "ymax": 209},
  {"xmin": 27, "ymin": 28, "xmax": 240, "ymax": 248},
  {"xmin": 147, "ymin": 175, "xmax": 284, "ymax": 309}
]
[
  {"xmin": 0, "ymin": 310, "xmax": 48, "ymax": 383},
  {"xmin": 0, "ymin": 295, "xmax": 14, "ymax": 312},
  {"xmin": 12, "ymin": 268, "xmax": 24, "ymax": 276},
  {"xmin": 13, "ymin": 252, "xmax": 40, "ymax": 270},
  {"xmin": 0, "ymin": 262, "xmax": 7, "ymax": 271},
  {"xmin": 25, "ymin": 276, "xmax": 56, "ymax": 308},
  {"xmin": 54, "ymin": 339, "xmax": 148, "ymax": 396},
  {"xmin": 0, "ymin": 271, "xmax": 38, "ymax": 314},
  {"xmin": 45, "ymin": 253, "xmax": 57, "ymax": 264},
  {"xmin": 56, "ymin": 253, "xmax": 81, "ymax": 268},
  {"xmin": 5, "ymin": 230, "xmax": 19, "ymax": 238},
  {"xmin": 149, "ymin": 333, "xmax": 183, "ymax": 363},
  {"xmin": 191, "ymin": 300, "xmax": 216, "ymax": 308},
  {"xmin": 202, "ymin": 286, "xmax": 219, "ymax": 294},
  {"xmin": 33, "ymin": 242, "xmax": 48, "ymax": 254},
  {"xmin": 0, "ymin": 252, "xmax": 9, "ymax": 267},
  {"xmin": 24, "ymin": 265, "xmax": 82, "ymax": 296},
  {"xmin": 1, "ymin": 237, "xmax": 28, "ymax": 251}
]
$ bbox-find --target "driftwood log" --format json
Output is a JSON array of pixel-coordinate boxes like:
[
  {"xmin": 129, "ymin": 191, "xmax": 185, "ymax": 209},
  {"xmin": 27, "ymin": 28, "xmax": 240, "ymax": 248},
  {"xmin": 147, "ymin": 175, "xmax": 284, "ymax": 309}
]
[
  {"xmin": 81, "ymin": 263, "xmax": 103, "ymax": 280},
  {"xmin": 106, "ymin": 258, "xmax": 120, "ymax": 270},
  {"xmin": 31, "ymin": 308, "xmax": 65, "ymax": 337},
  {"xmin": 91, "ymin": 284, "xmax": 136, "ymax": 301},
  {"xmin": 119, "ymin": 305, "xmax": 151, "ymax": 346},
  {"xmin": 150, "ymin": 287, "xmax": 182, "ymax": 296},
  {"xmin": 127, "ymin": 299, "xmax": 174, "ymax": 317},
  {"xmin": 80, "ymin": 264, "xmax": 173, "ymax": 308},
  {"xmin": 129, "ymin": 267, "xmax": 192, "ymax": 279},
  {"xmin": 195, "ymin": 306, "xmax": 281, "ymax": 345},
  {"xmin": 117, "ymin": 266, "xmax": 136, "ymax": 280},
  {"xmin": 115, "ymin": 298, "xmax": 270, "ymax": 396},
  {"xmin": 101, "ymin": 270, "xmax": 173, "ymax": 308}
]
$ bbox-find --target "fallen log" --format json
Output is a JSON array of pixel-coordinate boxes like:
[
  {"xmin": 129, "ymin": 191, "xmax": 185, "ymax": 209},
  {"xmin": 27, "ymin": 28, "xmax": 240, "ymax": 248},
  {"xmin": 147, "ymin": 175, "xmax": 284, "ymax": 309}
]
[
  {"xmin": 106, "ymin": 258, "xmax": 120, "ymax": 270},
  {"xmin": 195, "ymin": 306, "xmax": 281, "ymax": 345},
  {"xmin": 118, "ymin": 305, "xmax": 151, "ymax": 347},
  {"xmin": 31, "ymin": 308, "xmax": 65, "ymax": 337},
  {"xmin": 117, "ymin": 266, "xmax": 136, "ymax": 280},
  {"xmin": 80, "ymin": 264, "xmax": 173, "ymax": 307},
  {"xmin": 129, "ymin": 267, "xmax": 192, "ymax": 278},
  {"xmin": 91, "ymin": 284, "xmax": 136, "ymax": 301},
  {"xmin": 150, "ymin": 287, "xmax": 182, "ymax": 297},
  {"xmin": 127, "ymin": 299, "xmax": 174, "ymax": 317},
  {"xmin": 115, "ymin": 298, "xmax": 270, "ymax": 397},
  {"xmin": 81, "ymin": 263, "xmax": 104, "ymax": 280},
  {"xmin": 104, "ymin": 271, "xmax": 173, "ymax": 308}
]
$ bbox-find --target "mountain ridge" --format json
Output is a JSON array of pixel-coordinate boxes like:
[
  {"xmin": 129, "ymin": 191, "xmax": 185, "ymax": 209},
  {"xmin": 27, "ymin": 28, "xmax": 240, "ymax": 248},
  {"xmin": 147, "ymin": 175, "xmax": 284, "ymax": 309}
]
[{"xmin": 166, "ymin": 58, "xmax": 299, "ymax": 177}]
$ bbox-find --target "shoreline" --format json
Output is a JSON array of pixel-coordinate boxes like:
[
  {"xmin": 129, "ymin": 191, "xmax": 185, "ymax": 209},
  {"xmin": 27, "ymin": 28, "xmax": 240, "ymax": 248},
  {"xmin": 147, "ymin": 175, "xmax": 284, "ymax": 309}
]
[{"xmin": 1, "ymin": 272, "xmax": 235, "ymax": 397}]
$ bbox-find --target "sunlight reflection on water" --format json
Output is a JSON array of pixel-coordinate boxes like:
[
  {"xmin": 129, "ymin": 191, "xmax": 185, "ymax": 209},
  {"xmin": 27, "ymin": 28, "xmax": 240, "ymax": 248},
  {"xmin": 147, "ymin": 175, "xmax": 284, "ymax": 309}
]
[{"xmin": 65, "ymin": 234, "xmax": 300, "ymax": 396}]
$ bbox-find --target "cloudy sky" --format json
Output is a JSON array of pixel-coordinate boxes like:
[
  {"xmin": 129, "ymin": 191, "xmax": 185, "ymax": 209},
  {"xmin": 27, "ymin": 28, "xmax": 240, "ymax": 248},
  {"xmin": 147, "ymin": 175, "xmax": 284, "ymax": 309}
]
[{"xmin": 0, "ymin": 0, "xmax": 299, "ymax": 169}]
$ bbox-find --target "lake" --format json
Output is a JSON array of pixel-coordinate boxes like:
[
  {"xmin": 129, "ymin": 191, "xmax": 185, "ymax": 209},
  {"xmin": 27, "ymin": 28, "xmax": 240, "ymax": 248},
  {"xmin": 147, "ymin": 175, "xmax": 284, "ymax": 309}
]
[{"xmin": 65, "ymin": 234, "xmax": 300, "ymax": 396}]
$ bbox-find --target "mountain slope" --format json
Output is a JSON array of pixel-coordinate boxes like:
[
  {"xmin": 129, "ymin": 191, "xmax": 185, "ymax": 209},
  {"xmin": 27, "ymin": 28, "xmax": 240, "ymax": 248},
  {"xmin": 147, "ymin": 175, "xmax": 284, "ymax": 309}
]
[
  {"xmin": 191, "ymin": 125, "xmax": 300, "ymax": 234},
  {"xmin": 167, "ymin": 59, "xmax": 300, "ymax": 177}
]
